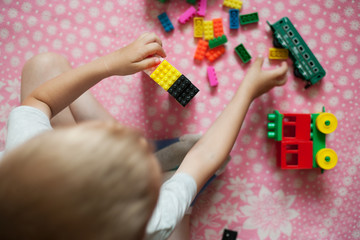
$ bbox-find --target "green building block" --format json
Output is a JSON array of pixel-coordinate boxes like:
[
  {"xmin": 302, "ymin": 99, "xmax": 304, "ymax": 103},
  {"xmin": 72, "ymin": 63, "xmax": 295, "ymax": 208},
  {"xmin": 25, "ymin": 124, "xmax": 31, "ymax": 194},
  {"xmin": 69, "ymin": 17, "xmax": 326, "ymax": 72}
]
[
  {"xmin": 235, "ymin": 43, "xmax": 251, "ymax": 63},
  {"xmin": 267, "ymin": 110, "xmax": 283, "ymax": 141},
  {"xmin": 158, "ymin": 0, "xmax": 167, "ymax": 2},
  {"xmin": 311, "ymin": 113, "xmax": 326, "ymax": 169},
  {"xmin": 239, "ymin": 12, "xmax": 259, "ymax": 25},
  {"xmin": 187, "ymin": 0, "xmax": 197, "ymax": 4},
  {"xmin": 209, "ymin": 35, "xmax": 228, "ymax": 49}
]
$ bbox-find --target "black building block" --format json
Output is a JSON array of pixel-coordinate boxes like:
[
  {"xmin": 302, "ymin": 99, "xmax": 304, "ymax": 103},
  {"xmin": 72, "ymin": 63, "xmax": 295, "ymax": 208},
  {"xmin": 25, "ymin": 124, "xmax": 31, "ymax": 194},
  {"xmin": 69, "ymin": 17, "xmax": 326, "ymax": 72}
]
[{"xmin": 222, "ymin": 229, "xmax": 238, "ymax": 240}]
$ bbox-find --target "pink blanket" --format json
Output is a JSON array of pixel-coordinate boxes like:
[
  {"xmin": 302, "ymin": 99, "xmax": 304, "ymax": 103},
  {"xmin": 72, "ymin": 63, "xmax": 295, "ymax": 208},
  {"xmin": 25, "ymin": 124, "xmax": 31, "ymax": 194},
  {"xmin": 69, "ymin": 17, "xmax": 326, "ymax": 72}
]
[{"xmin": 1, "ymin": 0, "xmax": 359, "ymax": 239}]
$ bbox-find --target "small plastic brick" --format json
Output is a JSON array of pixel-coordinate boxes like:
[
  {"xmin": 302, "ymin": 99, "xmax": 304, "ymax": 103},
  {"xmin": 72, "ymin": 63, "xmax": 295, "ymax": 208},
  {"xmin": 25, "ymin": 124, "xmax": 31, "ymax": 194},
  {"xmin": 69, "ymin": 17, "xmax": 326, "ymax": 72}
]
[
  {"xmin": 194, "ymin": 39, "xmax": 208, "ymax": 61},
  {"xmin": 269, "ymin": 48, "xmax": 289, "ymax": 60},
  {"xmin": 193, "ymin": 17, "xmax": 204, "ymax": 38},
  {"xmin": 158, "ymin": 12, "xmax": 174, "ymax": 32},
  {"xmin": 209, "ymin": 35, "xmax": 227, "ymax": 49},
  {"xmin": 239, "ymin": 12, "xmax": 259, "ymax": 25},
  {"xmin": 235, "ymin": 43, "xmax": 251, "ymax": 63},
  {"xmin": 223, "ymin": 0, "xmax": 242, "ymax": 10},
  {"xmin": 178, "ymin": 6, "xmax": 197, "ymax": 24},
  {"xmin": 177, "ymin": 82, "xmax": 199, "ymax": 107},
  {"xmin": 205, "ymin": 45, "xmax": 225, "ymax": 62},
  {"xmin": 207, "ymin": 66, "xmax": 218, "ymax": 87},
  {"xmin": 168, "ymin": 75, "xmax": 199, "ymax": 107},
  {"xmin": 197, "ymin": 0, "xmax": 207, "ymax": 17},
  {"xmin": 212, "ymin": 18, "xmax": 224, "ymax": 37},
  {"xmin": 229, "ymin": 9, "xmax": 239, "ymax": 29},
  {"xmin": 222, "ymin": 229, "xmax": 238, "ymax": 240},
  {"xmin": 187, "ymin": 0, "xmax": 197, "ymax": 4},
  {"xmin": 158, "ymin": 0, "xmax": 167, "ymax": 2},
  {"xmin": 203, "ymin": 20, "xmax": 214, "ymax": 40},
  {"xmin": 150, "ymin": 60, "xmax": 181, "ymax": 90}
]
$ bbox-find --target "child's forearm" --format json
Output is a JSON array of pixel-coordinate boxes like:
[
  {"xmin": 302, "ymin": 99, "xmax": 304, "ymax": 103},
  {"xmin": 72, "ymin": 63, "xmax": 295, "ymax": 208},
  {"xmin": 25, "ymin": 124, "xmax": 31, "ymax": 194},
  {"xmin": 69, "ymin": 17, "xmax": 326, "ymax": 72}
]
[
  {"xmin": 177, "ymin": 82, "xmax": 254, "ymax": 191},
  {"xmin": 22, "ymin": 57, "xmax": 110, "ymax": 118}
]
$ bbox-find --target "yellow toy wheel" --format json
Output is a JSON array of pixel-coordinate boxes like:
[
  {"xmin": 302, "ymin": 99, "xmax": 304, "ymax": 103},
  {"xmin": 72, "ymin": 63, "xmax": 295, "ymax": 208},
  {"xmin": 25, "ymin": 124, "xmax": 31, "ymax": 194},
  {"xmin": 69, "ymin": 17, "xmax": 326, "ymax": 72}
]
[
  {"xmin": 316, "ymin": 148, "xmax": 338, "ymax": 170},
  {"xmin": 316, "ymin": 113, "xmax": 338, "ymax": 134}
]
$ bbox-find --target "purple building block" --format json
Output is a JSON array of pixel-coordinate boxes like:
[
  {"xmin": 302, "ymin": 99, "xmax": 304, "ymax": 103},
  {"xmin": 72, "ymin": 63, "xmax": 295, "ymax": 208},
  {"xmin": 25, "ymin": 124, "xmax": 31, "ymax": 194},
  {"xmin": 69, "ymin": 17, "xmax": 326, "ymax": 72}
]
[{"xmin": 197, "ymin": 0, "xmax": 207, "ymax": 17}]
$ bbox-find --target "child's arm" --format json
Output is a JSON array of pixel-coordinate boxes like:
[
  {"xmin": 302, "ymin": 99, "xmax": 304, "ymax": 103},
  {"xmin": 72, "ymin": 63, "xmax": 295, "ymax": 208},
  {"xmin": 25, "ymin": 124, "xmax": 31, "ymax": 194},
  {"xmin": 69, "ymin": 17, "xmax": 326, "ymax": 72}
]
[
  {"xmin": 176, "ymin": 58, "xmax": 288, "ymax": 191},
  {"xmin": 22, "ymin": 33, "xmax": 166, "ymax": 119}
]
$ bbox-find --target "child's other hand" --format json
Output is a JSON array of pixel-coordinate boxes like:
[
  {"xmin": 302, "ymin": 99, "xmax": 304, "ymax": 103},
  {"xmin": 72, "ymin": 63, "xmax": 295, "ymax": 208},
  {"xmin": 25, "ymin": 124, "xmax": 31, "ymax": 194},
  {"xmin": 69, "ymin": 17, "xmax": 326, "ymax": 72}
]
[
  {"xmin": 102, "ymin": 32, "xmax": 166, "ymax": 76},
  {"xmin": 242, "ymin": 57, "xmax": 288, "ymax": 100}
]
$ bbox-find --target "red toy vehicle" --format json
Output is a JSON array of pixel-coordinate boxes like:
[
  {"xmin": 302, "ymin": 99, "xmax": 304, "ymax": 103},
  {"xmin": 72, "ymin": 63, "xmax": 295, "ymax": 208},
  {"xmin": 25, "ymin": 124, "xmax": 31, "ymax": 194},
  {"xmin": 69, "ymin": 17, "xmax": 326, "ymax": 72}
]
[{"xmin": 267, "ymin": 108, "xmax": 338, "ymax": 171}]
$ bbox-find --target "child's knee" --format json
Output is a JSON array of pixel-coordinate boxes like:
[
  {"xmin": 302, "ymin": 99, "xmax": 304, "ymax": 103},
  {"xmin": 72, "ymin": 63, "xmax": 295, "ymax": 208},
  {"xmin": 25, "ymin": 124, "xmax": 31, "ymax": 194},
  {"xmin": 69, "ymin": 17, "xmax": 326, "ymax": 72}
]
[{"xmin": 22, "ymin": 52, "xmax": 71, "ymax": 76}]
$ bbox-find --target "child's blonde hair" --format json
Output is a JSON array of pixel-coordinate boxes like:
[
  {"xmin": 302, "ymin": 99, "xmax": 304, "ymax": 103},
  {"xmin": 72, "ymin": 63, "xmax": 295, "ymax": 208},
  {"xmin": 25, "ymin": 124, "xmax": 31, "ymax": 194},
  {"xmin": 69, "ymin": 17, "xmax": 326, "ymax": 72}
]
[{"xmin": 0, "ymin": 121, "xmax": 161, "ymax": 240}]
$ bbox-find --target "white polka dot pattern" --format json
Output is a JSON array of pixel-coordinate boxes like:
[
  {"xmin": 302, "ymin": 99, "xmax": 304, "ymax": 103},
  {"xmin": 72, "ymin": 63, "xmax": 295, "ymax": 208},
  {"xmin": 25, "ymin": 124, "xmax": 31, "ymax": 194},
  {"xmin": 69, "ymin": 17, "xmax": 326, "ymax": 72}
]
[{"xmin": 0, "ymin": 0, "xmax": 360, "ymax": 239}]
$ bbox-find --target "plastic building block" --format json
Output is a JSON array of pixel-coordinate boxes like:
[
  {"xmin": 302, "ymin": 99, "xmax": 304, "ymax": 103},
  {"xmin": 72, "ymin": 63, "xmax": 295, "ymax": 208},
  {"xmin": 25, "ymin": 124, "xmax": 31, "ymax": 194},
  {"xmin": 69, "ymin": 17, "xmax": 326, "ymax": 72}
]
[
  {"xmin": 267, "ymin": 110, "xmax": 283, "ymax": 141},
  {"xmin": 203, "ymin": 20, "xmax": 214, "ymax": 40},
  {"xmin": 268, "ymin": 109, "xmax": 338, "ymax": 171},
  {"xmin": 278, "ymin": 140, "xmax": 313, "ymax": 169},
  {"xmin": 207, "ymin": 66, "xmax": 218, "ymax": 87},
  {"xmin": 197, "ymin": 0, "xmax": 207, "ymax": 17},
  {"xmin": 223, "ymin": 0, "xmax": 242, "ymax": 10},
  {"xmin": 168, "ymin": 75, "xmax": 199, "ymax": 107},
  {"xmin": 158, "ymin": 0, "xmax": 167, "ymax": 2},
  {"xmin": 229, "ymin": 9, "xmax": 239, "ymax": 29},
  {"xmin": 212, "ymin": 18, "xmax": 224, "ymax": 37},
  {"xmin": 239, "ymin": 12, "xmax": 259, "ymax": 25},
  {"xmin": 193, "ymin": 17, "xmax": 204, "ymax": 38},
  {"xmin": 269, "ymin": 48, "xmax": 289, "ymax": 60},
  {"xmin": 235, "ymin": 43, "xmax": 251, "ymax": 63},
  {"xmin": 267, "ymin": 17, "xmax": 326, "ymax": 88},
  {"xmin": 187, "ymin": 0, "xmax": 197, "ymax": 4},
  {"xmin": 194, "ymin": 39, "xmax": 208, "ymax": 61},
  {"xmin": 150, "ymin": 60, "xmax": 181, "ymax": 91},
  {"xmin": 158, "ymin": 12, "xmax": 174, "ymax": 32},
  {"xmin": 178, "ymin": 6, "xmax": 197, "ymax": 24},
  {"xmin": 222, "ymin": 229, "xmax": 238, "ymax": 240},
  {"xmin": 209, "ymin": 35, "xmax": 227, "ymax": 49},
  {"xmin": 205, "ymin": 45, "xmax": 225, "ymax": 62}
]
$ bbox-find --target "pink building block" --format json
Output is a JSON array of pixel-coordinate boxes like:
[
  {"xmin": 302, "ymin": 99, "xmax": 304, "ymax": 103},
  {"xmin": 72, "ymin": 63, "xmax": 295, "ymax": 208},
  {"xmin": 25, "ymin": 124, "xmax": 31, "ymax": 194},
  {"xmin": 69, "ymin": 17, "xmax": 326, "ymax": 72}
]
[
  {"xmin": 197, "ymin": 0, "xmax": 207, "ymax": 17},
  {"xmin": 178, "ymin": 6, "xmax": 197, "ymax": 24},
  {"xmin": 207, "ymin": 66, "xmax": 218, "ymax": 87}
]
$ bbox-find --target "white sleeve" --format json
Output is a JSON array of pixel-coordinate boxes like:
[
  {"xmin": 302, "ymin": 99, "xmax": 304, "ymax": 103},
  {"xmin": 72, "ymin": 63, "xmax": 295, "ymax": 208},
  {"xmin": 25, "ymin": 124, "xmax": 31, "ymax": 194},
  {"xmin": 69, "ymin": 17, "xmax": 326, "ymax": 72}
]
[
  {"xmin": 4, "ymin": 106, "xmax": 52, "ymax": 153},
  {"xmin": 145, "ymin": 172, "xmax": 197, "ymax": 240}
]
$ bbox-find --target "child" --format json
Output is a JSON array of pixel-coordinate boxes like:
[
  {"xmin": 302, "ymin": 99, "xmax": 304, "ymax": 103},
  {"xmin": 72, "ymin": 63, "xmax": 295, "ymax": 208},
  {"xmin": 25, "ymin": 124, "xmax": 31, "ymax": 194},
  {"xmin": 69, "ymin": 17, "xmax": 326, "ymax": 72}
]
[{"xmin": 0, "ymin": 32, "xmax": 288, "ymax": 240}]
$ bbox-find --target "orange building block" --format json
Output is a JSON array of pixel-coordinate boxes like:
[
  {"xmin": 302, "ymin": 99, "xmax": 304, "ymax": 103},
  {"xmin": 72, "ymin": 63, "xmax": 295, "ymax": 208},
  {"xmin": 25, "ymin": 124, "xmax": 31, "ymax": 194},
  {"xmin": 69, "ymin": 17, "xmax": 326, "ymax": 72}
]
[
  {"xmin": 205, "ymin": 45, "xmax": 225, "ymax": 62},
  {"xmin": 194, "ymin": 39, "xmax": 209, "ymax": 61},
  {"xmin": 212, "ymin": 18, "xmax": 224, "ymax": 38}
]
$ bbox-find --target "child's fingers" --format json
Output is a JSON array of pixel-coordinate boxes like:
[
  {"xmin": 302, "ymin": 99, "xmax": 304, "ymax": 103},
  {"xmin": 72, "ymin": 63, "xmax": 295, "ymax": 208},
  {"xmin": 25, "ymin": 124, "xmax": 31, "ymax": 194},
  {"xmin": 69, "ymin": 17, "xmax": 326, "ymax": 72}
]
[
  {"xmin": 137, "ymin": 57, "xmax": 162, "ymax": 70},
  {"xmin": 142, "ymin": 42, "xmax": 167, "ymax": 58},
  {"xmin": 251, "ymin": 57, "xmax": 264, "ymax": 69},
  {"xmin": 143, "ymin": 32, "xmax": 163, "ymax": 47},
  {"xmin": 268, "ymin": 61, "xmax": 288, "ymax": 80}
]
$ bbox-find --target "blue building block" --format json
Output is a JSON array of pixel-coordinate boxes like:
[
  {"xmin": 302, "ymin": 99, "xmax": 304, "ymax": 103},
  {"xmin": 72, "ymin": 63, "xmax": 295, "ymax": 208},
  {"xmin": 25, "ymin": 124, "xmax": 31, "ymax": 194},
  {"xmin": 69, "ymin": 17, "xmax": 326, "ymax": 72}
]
[
  {"xmin": 158, "ymin": 12, "xmax": 174, "ymax": 32},
  {"xmin": 229, "ymin": 9, "xmax": 239, "ymax": 29}
]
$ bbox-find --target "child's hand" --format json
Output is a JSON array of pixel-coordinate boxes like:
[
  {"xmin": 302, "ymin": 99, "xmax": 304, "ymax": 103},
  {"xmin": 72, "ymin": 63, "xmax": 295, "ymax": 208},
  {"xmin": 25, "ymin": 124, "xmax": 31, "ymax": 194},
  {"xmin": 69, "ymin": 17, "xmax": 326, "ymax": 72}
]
[
  {"xmin": 242, "ymin": 57, "xmax": 288, "ymax": 100},
  {"xmin": 102, "ymin": 32, "xmax": 166, "ymax": 76}
]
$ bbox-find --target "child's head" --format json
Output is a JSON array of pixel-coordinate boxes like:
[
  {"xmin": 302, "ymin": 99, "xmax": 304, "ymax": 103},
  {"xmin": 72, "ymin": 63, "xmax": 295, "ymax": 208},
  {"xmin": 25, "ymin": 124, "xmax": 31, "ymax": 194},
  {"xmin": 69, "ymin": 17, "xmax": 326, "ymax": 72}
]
[{"xmin": 0, "ymin": 121, "xmax": 161, "ymax": 240}]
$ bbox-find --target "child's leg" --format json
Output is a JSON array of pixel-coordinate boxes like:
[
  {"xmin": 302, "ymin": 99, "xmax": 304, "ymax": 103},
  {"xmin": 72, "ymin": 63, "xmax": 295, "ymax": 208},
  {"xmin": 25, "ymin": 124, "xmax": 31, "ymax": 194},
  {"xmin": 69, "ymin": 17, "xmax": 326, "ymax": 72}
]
[
  {"xmin": 168, "ymin": 214, "xmax": 191, "ymax": 240},
  {"xmin": 21, "ymin": 52, "xmax": 115, "ymax": 127}
]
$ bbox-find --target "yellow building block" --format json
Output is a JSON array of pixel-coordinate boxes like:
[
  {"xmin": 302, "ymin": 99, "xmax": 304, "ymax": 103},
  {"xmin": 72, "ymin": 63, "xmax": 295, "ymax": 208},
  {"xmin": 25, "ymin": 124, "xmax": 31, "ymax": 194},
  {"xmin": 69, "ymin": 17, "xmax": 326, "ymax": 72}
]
[
  {"xmin": 194, "ymin": 17, "xmax": 204, "ymax": 38},
  {"xmin": 269, "ymin": 48, "xmax": 289, "ymax": 60},
  {"xmin": 223, "ymin": 0, "xmax": 242, "ymax": 10},
  {"xmin": 150, "ymin": 60, "xmax": 182, "ymax": 90},
  {"xmin": 203, "ymin": 20, "xmax": 214, "ymax": 40}
]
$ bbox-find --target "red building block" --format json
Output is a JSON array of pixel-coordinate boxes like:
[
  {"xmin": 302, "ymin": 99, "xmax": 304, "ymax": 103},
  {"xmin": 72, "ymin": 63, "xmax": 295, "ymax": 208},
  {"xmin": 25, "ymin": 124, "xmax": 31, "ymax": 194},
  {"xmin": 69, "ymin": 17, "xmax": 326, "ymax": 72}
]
[
  {"xmin": 282, "ymin": 113, "xmax": 311, "ymax": 141},
  {"xmin": 205, "ymin": 45, "xmax": 225, "ymax": 62},
  {"xmin": 277, "ymin": 140, "xmax": 313, "ymax": 169},
  {"xmin": 212, "ymin": 18, "xmax": 224, "ymax": 38},
  {"xmin": 194, "ymin": 39, "xmax": 208, "ymax": 61}
]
